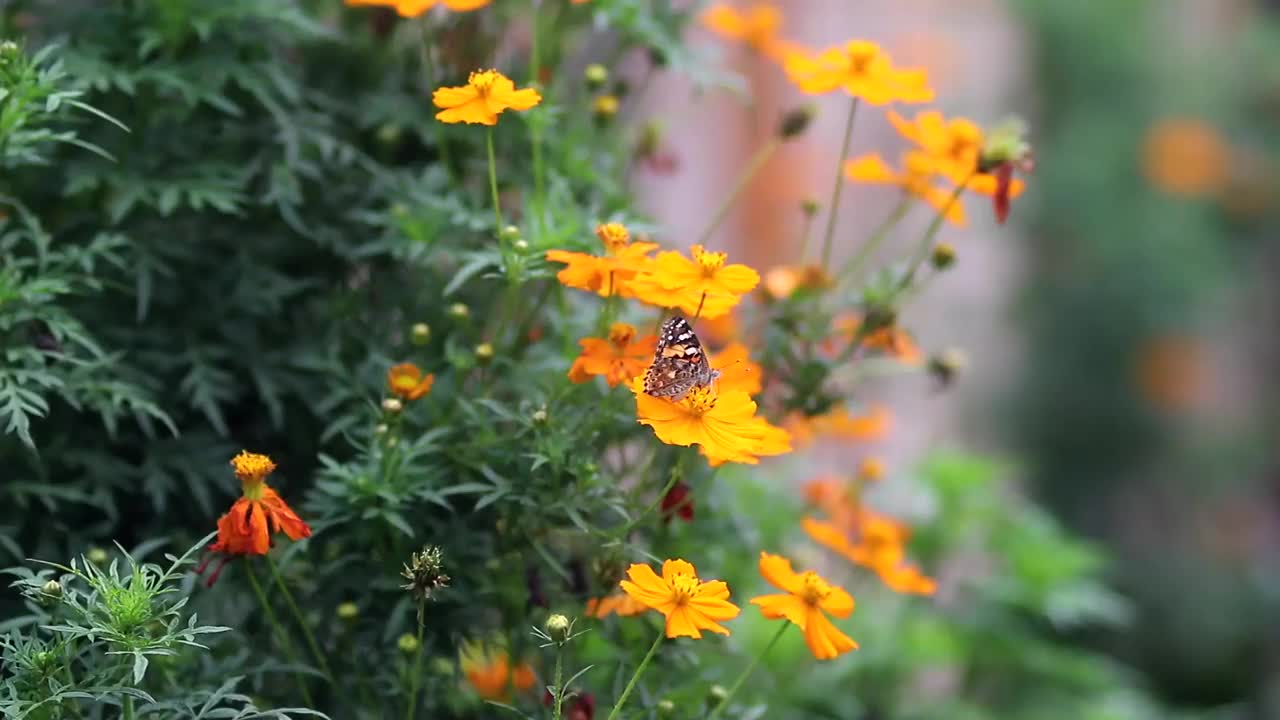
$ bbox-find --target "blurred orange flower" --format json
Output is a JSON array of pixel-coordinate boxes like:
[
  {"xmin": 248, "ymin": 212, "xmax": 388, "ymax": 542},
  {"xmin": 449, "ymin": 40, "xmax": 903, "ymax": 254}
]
[
  {"xmin": 546, "ymin": 223, "xmax": 659, "ymax": 298},
  {"xmin": 762, "ymin": 264, "xmax": 832, "ymax": 301},
  {"xmin": 784, "ymin": 40, "xmax": 933, "ymax": 104},
  {"xmin": 568, "ymin": 323, "xmax": 657, "ymax": 387},
  {"xmin": 750, "ymin": 552, "xmax": 858, "ymax": 659},
  {"xmin": 826, "ymin": 312, "xmax": 924, "ymax": 365},
  {"xmin": 387, "ymin": 362, "xmax": 435, "ymax": 400},
  {"xmin": 712, "ymin": 342, "xmax": 763, "ymax": 395},
  {"xmin": 346, "ymin": 0, "xmax": 490, "ymax": 16},
  {"xmin": 620, "ymin": 558, "xmax": 741, "ymax": 638},
  {"xmin": 702, "ymin": 3, "xmax": 795, "ymax": 60},
  {"xmin": 889, "ymin": 110, "xmax": 1028, "ymax": 199},
  {"xmin": 857, "ymin": 456, "xmax": 886, "ymax": 483},
  {"xmin": 1141, "ymin": 117, "xmax": 1229, "ymax": 197},
  {"xmin": 628, "ymin": 244, "xmax": 760, "ymax": 320},
  {"xmin": 632, "ymin": 382, "xmax": 790, "ymax": 466},
  {"xmin": 845, "ymin": 154, "xmax": 968, "ymax": 225},
  {"xmin": 460, "ymin": 641, "xmax": 535, "ymax": 701},
  {"xmin": 697, "ymin": 311, "xmax": 741, "ymax": 348},
  {"xmin": 785, "ymin": 405, "xmax": 892, "ymax": 447},
  {"xmin": 209, "ymin": 452, "xmax": 311, "ymax": 558},
  {"xmin": 586, "ymin": 592, "xmax": 649, "ymax": 618},
  {"xmin": 803, "ymin": 515, "xmax": 936, "ymax": 596},
  {"xmin": 433, "ymin": 69, "xmax": 541, "ymax": 125}
]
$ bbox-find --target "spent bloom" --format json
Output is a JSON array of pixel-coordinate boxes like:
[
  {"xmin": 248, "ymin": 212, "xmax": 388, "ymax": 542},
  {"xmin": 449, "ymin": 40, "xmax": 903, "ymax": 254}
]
[
  {"xmin": 198, "ymin": 452, "xmax": 311, "ymax": 585},
  {"xmin": 702, "ymin": 3, "xmax": 795, "ymax": 60},
  {"xmin": 387, "ymin": 362, "xmax": 435, "ymax": 400},
  {"xmin": 433, "ymin": 69, "xmax": 541, "ymax": 125},
  {"xmin": 660, "ymin": 481, "xmax": 695, "ymax": 524},
  {"xmin": 750, "ymin": 552, "xmax": 858, "ymax": 659},
  {"xmin": 784, "ymin": 40, "xmax": 933, "ymax": 104},
  {"xmin": 345, "ymin": 0, "xmax": 491, "ymax": 16},
  {"xmin": 545, "ymin": 223, "xmax": 659, "ymax": 298},
  {"xmin": 568, "ymin": 323, "xmax": 657, "ymax": 387},
  {"xmin": 620, "ymin": 558, "xmax": 740, "ymax": 638},
  {"xmin": 632, "ymin": 382, "xmax": 791, "ymax": 466},
  {"xmin": 627, "ymin": 244, "xmax": 760, "ymax": 320},
  {"xmin": 460, "ymin": 641, "xmax": 536, "ymax": 701},
  {"xmin": 401, "ymin": 545, "xmax": 450, "ymax": 606}
]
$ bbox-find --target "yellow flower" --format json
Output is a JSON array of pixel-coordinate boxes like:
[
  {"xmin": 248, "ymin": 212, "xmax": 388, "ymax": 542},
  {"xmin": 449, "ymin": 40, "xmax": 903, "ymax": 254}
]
[
  {"xmin": 750, "ymin": 552, "xmax": 857, "ymax": 660},
  {"xmin": 784, "ymin": 40, "xmax": 933, "ymax": 104},
  {"xmin": 387, "ymin": 362, "xmax": 435, "ymax": 401},
  {"xmin": 803, "ymin": 515, "xmax": 937, "ymax": 596},
  {"xmin": 888, "ymin": 110, "xmax": 1029, "ymax": 198},
  {"xmin": 701, "ymin": 3, "xmax": 795, "ymax": 60},
  {"xmin": 545, "ymin": 223, "xmax": 659, "ymax": 298},
  {"xmin": 585, "ymin": 592, "xmax": 650, "ymax": 618},
  {"xmin": 631, "ymin": 382, "xmax": 790, "ymax": 466},
  {"xmin": 784, "ymin": 404, "xmax": 892, "ymax": 447},
  {"xmin": 568, "ymin": 323, "xmax": 657, "ymax": 387},
  {"xmin": 845, "ymin": 153, "xmax": 969, "ymax": 226},
  {"xmin": 857, "ymin": 456, "xmax": 885, "ymax": 482},
  {"xmin": 345, "ymin": 0, "xmax": 490, "ymax": 17},
  {"xmin": 627, "ymin": 244, "xmax": 760, "ymax": 320},
  {"xmin": 433, "ymin": 69, "xmax": 542, "ymax": 126},
  {"xmin": 459, "ymin": 641, "xmax": 536, "ymax": 701},
  {"xmin": 712, "ymin": 342, "xmax": 762, "ymax": 395},
  {"xmin": 619, "ymin": 558, "xmax": 740, "ymax": 638}
]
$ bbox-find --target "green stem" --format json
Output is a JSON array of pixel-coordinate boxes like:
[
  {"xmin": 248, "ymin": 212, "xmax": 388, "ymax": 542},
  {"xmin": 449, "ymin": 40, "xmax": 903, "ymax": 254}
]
[
  {"xmin": 607, "ymin": 458, "xmax": 683, "ymax": 539},
  {"xmin": 819, "ymin": 97, "xmax": 860, "ymax": 269},
  {"xmin": 246, "ymin": 561, "xmax": 315, "ymax": 707},
  {"xmin": 122, "ymin": 695, "xmax": 134, "ymax": 720},
  {"xmin": 705, "ymin": 623, "xmax": 791, "ymax": 720},
  {"xmin": 898, "ymin": 173, "xmax": 974, "ymax": 291},
  {"xmin": 267, "ymin": 555, "xmax": 333, "ymax": 681},
  {"xmin": 486, "ymin": 127, "xmax": 504, "ymax": 235},
  {"xmin": 405, "ymin": 599, "xmax": 427, "ymax": 720},
  {"xmin": 840, "ymin": 193, "xmax": 913, "ymax": 282},
  {"xmin": 697, "ymin": 137, "xmax": 781, "ymax": 246},
  {"xmin": 551, "ymin": 644, "xmax": 565, "ymax": 720},
  {"xmin": 603, "ymin": 629, "xmax": 664, "ymax": 720},
  {"xmin": 796, "ymin": 210, "xmax": 816, "ymax": 262}
]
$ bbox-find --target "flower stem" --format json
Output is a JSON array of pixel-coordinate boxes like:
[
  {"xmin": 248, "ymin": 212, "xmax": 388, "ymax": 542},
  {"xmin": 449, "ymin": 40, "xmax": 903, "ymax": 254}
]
[
  {"xmin": 551, "ymin": 643, "xmax": 565, "ymax": 720},
  {"xmin": 697, "ymin": 137, "xmax": 781, "ymax": 247},
  {"xmin": 405, "ymin": 599, "xmax": 427, "ymax": 720},
  {"xmin": 603, "ymin": 629, "xmax": 665, "ymax": 720},
  {"xmin": 898, "ymin": 173, "xmax": 974, "ymax": 291},
  {"xmin": 246, "ymin": 560, "xmax": 315, "ymax": 707},
  {"xmin": 486, "ymin": 127, "xmax": 504, "ymax": 235},
  {"xmin": 122, "ymin": 695, "xmax": 135, "ymax": 720},
  {"xmin": 267, "ymin": 555, "xmax": 333, "ymax": 681},
  {"xmin": 705, "ymin": 623, "xmax": 791, "ymax": 720},
  {"xmin": 797, "ymin": 210, "xmax": 816, "ymax": 262},
  {"xmin": 607, "ymin": 459, "xmax": 683, "ymax": 539},
  {"xmin": 840, "ymin": 193, "xmax": 913, "ymax": 283},
  {"xmin": 819, "ymin": 97, "xmax": 860, "ymax": 270}
]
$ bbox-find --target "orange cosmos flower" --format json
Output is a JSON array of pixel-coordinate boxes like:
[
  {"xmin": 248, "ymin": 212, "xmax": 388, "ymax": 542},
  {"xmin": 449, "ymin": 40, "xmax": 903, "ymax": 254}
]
[
  {"xmin": 712, "ymin": 342, "xmax": 762, "ymax": 395},
  {"xmin": 762, "ymin": 264, "xmax": 832, "ymax": 301},
  {"xmin": 750, "ymin": 552, "xmax": 857, "ymax": 659},
  {"xmin": 785, "ymin": 404, "xmax": 892, "ymax": 447},
  {"xmin": 207, "ymin": 452, "xmax": 311, "ymax": 559},
  {"xmin": 460, "ymin": 641, "xmax": 536, "ymax": 701},
  {"xmin": 627, "ymin": 244, "xmax": 760, "ymax": 320},
  {"xmin": 631, "ymin": 382, "xmax": 790, "ymax": 466},
  {"xmin": 586, "ymin": 592, "xmax": 650, "ymax": 618},
  {"xmin": 620, "ymin": 558, "xmax": 740, "ymax": 638},
  {"xmin": 568, "ymin": 323, "xmax": 658, "ymax": 387},
  {"xmin": 433, "ymin": 69, "xmax": 541, "ymax": 126},
  {"xmin": 857, "ymin": 456, "xmax": 886, "ymax": 482},
  {"xmin": 888, "ymin": 110, "xmax": 1029, "ymax": 199},
  {"xmin": 697, "ymin": 311, "xmax": 740, "ymax": 348},
  {"xmin": 702, "ymin": 3, "xmax": 796, "ymax": 60},
  {"xmin": 387, "ymin": 362, "xmax": 435, "ymax": 400},
  {"xmin": 826, "ymin": 312, "xmax": 923, "ymax": 364},
  {"xmin": 784, "ymin": 40, "xmax": 933, "ymax": 104},
  {"xmin": 845, "ymin": 153, "xmax": 970, "ymax": 225},
  {"xmin": 346, "ymin": 0, "xmax": 490, "ymax": 17},
  {"xmin": 545, "ymin": 223, "xmax": 659, "ymax": 298},
  {"xmin": 803, "ymin": 515, "xmax": 936, "ymax": 596}
]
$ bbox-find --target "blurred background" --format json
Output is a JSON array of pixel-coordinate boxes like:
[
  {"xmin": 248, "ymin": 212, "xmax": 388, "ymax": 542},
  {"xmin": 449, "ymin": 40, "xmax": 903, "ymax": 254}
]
[{"xmin": 640, "ymin": 0, "xmax": 1280, "ymax": 715}]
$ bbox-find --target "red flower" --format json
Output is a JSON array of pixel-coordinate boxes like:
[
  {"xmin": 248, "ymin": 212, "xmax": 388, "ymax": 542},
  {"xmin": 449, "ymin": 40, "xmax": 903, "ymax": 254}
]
[
  {"xmin": 543, "ymin": 690, "xmax": 595, "ymax": 720},
  {"xmin": 660, "ymin": 482, "xmax": 694, "ymax": 524}
]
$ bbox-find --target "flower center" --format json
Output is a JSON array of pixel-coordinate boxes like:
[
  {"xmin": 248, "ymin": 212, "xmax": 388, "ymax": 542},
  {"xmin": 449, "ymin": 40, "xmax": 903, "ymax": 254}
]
[
  {"xmin": 844, "ymin": 42, "xmax": 880, "ymax": 75},
  {"xmin": 596, "ymin": 223, "xmax": 631, "ymax": 254},
  {"xmin": 799, "ymin": 571, "xmax": 834, "ymax": 606},
  {"xmin": 683, "ymin": 386, "xmax": 717, "ymax": 415},
  {"xmin": 691, "ymin": 244, "xmax": 726, "ymax": 276},
  {"xmin": 608, "ymin": 322, "xmax": 637, "ymax": 349},
  {"xmin": 669, "ymin": 573, "xmax": 701, "ymax": 603},
  {"xmin": 468, "ymin": 69, "xmax": 500, "ymax": 96},
  {"xmin": 232, "ymin": 451, "xmax": 276, "ymax": 486}
]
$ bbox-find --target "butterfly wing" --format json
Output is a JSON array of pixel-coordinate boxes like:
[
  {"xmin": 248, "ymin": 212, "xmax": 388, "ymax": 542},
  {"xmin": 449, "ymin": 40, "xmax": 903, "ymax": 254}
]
[{"xmin": 643, "ymin": 316, "xmax": 716, "ymax": 400}]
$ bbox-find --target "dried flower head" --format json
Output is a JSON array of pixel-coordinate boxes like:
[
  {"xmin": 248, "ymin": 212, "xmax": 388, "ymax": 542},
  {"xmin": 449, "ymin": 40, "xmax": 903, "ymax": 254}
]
[{"xmin": 402, "ymin": 545, "xmax": 450, "ymax": 606}]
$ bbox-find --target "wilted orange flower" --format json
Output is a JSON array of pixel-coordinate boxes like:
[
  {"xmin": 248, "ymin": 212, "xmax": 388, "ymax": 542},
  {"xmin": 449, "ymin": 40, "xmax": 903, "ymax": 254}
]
[
  {"xmin": 803, "ymin": 515, "xmax": 936, "ymax": 596},
  {"xmin": 784, "ymin": 40, "xmax": 933, "ymax": 104},
  {"xmin": 845, "ymin": 154, "xmax": 969, "ymax": 225},
  {"xmin": 620, "ymin": 558, "xmax": 740, "ymax": 638},
  {"xmin": 627, "ymin": 244, "xmax": 760, "ymax": 320},
  {"xmin": 346, "ymin": 0, "xmax": 490, "ymax": 18},
  {"xmin": 568, "ymin": 323, "xmax": 657, "ymax": 387},
  {"xmin": 702, "ymin": 3, "xmax": 795, "ymax": 60},
  {"xmin": 632, "ymin": 382, "xmax": 790, "ymax": 466},
  {"xmin": 750, "ymin": 552, "xmax": 857, "ymax": 659},
  {"xmin": 586, "ymin": 592, "xmax": 650, "ymax": 618},
  {"xmin": 208, "ymin": 452, "xmax": 311, "ymax": 558},
  {"xmin": 545, "ymin": 223, "xmax": 659, "ymax": 298},
  {"xmin": 387, "ymin": 362, "xmax": 435, "ymax": 400},
  {"xmin": 433, "ymin": 69, "xmax": 541, "ymax": 126},
  {"xmin": 460, "ymin": 641, "xmax": 536, "ymax": 701},
  {"xmin": 1141, "ymin": 117, "xmax": 1229, "ymax": 197},
  {"xmin": 712, "ymin": 342, "xmax": 762, "ymax": 395},
  {"xmin": 762, "ymin": 264, "xmax": 831, "ymax": 301}
]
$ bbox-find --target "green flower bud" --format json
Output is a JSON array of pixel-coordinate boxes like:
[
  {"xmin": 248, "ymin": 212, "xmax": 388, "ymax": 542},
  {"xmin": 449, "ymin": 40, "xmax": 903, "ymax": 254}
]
[
  {"xmin": 381, "ymin": 397, "xmax": 403, "ymax": 414},
  {"xmin": 930, "ymin": 242, "xmax": 957, "ymax": 270},
  {"xmin": 397, "ymin": 633, "xmax": 420, "ymax": 655},
  {"xmin": 500, "ymin": 225, "xmax": 522, "ymax": 242},
  {"xmin": 410, "ymin": 323, "xmax": 431, "ymax": 345},
  {"xmin": 337, "ymin": 602, "xmax": 359, "ymax": 621},
  {"xmin": 545, "ymin": 614, "xmax": 571, "ymax": 643},
  {"xmin": 801, "ymin": 198, "xmax": 820, "ymax": 217},
  {"xmin": 87, "ymin": 547, "xmax": 110, "ymax": 567},
  {"xmin": 513, "ymin": 239, "xmax": 529, "ymax": 252},
  {"xmin": 779, "ymin": 104, "xmax": 817, "ymax": 139},
  {"xmin": 448, "ymin": 303, "xmax": 470, "ymax": 320},
  {"xmin": 656, "ymin": 699, "xmax": 677, "ymax": 718},
  {"xmin": 531, "ymin": 407, "xmax": 548, "ymax": 425},
  {"xmin": 39, "ymin": 579, "xmax": 63, "ymax": 605},
  {"xmin": 475, "ymin": 343, "xmax": 494, "ymax": 365},
  {"xmin": 707, "ymin": 684, "xmax": 729, "ymax": 705},
  {"xmin": 584, "ymin": 64, "xmax": 609, "ymax": 90}
]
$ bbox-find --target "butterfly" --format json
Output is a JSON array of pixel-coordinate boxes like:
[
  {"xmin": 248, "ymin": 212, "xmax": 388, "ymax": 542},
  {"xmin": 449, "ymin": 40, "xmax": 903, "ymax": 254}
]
[{"xmin": 643, "ymin": 316, "xmax": 720, "ymax": 401}]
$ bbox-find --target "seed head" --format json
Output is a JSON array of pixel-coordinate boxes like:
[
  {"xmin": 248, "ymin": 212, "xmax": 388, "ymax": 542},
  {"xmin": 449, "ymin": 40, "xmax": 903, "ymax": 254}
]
[{"xmin": 401, "ymin": 545, "xmax": 449, "ymax": 605}]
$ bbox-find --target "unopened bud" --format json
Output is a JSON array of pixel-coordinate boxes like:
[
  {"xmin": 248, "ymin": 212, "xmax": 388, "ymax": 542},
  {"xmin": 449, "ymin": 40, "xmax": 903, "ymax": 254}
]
[
  {"xmin": 513, "ymin": 239, "xmax": 529, "ymax": 252},
  {"xmin": 584, "ymin": 64, "xmax": 609, "ymax": 90},
  {"xmin": 500, "ymin": 225, "xmax": 521, "ymax": 242},
  {"xmin": 87, "ymin": 547, "xmax": 109, "ymax": 567},
  {"xmin": 801, "ymin": 199, "xmax": 820, "ymax": 217},
  {"xmin": 857, "ymin": 457, "xmax": 885, "ymax": 482},
  {"xmin": 475, "ymin": 343, "xmax": 494, "ymax": 364},
  {"xmin": 382, "ymin": 397, "xmax": 403, "ymax": 414},
  {"xmin": 930, "ymin": 242, "xmax": 956, "ymax": 270},
  {"xmin": 397, "ymin": 633, "xmax": 420, "ymax": 654},
  {"xmin": 430, "ymin": 657, "xmax": 456, "ymax": 676},
  {"xmin": 448, "ymin": 303, "xmax": 470, "ymax": 320},
  {"xmin": 779, "ymin": 104, "xmax": 817, "ymax": 139},
  {"xmin": 979, "ymin": 116, "xmax": 1032, "ymax": 173},
  {"xmin": 374, "ymin": 423, "xmax": 390, "ymax": 436},
  {"xmin": 376, "ymin": 124, "xmax": 402, "ymax": 146},
  {"xmin": 337, "ymin": 602, "xmax": 359, "ymax": 621},
  {"xmin": 40, "ymin": 580, "xmax": 63, "ymax": 605},
  {"xmin": 707, "ymin": 684, "xmax": 729, "ymax": 705},
  {"xmin": 593, "ymin": 95, "xmax": 620, "ymax": 125},
  {"xmin": 0, "ymin": 41, "xmax": 18, "ymax": 60},
  {"xmin": 532, "ymin": 408, "xmax": 548, "ymax": 425},
  {"xmin": 861, "ymin": 304, "xmax": 897, "ymax": 333},
  {"xmin": 545, "ymin": 614, "xmax": 571, "ymax": 643},
  {"xmin": 410, "ymin": 323, "xmax": 431, "ymax": 345},
  {"xmin": 656, "ymin": 699, "xmax": 677, "ymax": 717},
  {"xmin": 929, "ymin": 348, "xmax": 967, "ymax": 389}
]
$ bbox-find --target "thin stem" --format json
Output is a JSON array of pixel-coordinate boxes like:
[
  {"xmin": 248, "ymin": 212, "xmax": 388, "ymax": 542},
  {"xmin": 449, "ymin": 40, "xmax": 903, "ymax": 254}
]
[
  {"xmin": 898, "ymin": 173, "xmax": 974, "ymax": 291},
  {"xmin": 692, "ymin": 291, "xmax": 707, "ymax": 322},
  {"xmin": 697, "ymin": 137, "xmax": 781, "ymax": 247},
  {"xmin": 486, "ymin": 127, "xmax": 503, "ymax": 235},
  {"xmin": 796, "ymin": 211, "xmax": 816, "ymax": 262},
  {"xmin": 706, "ymin": 623, "xmax": 791, "ymax": 720},
  {"xmin": 819, "ymin": 97, "xmax": 860, "ymax": 269},
  {"xmin": 603, "ymin": 629, "xmax": 665, "ymax": 720},
  {"xmin": 840, "ymin": 193, "xmax": 913, "ymax": 282},
  {"xmin": 405, "ymin": 599, "xmax": 427, "ymax": 720},
  {"xmin": 419, "ymin": 19, "xmax": 453, "ymax": 177},
  {"xmin": 528, "ymin": 0, "xmax": 545, "ymax": 238},
  {"xmin": 246, "ymin": 561, "xmax": 315, "ymax": 707},
  {"xmin": 551, "ymin": 644, "xmax": 565, "ymax": 720},
  {"xmin": 267, "ymin": 555, "xmax": 333, "ymax": 681},
  {"xmin": 122, "ymin": 695, "xmax": 135, "ymax": 720}
]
